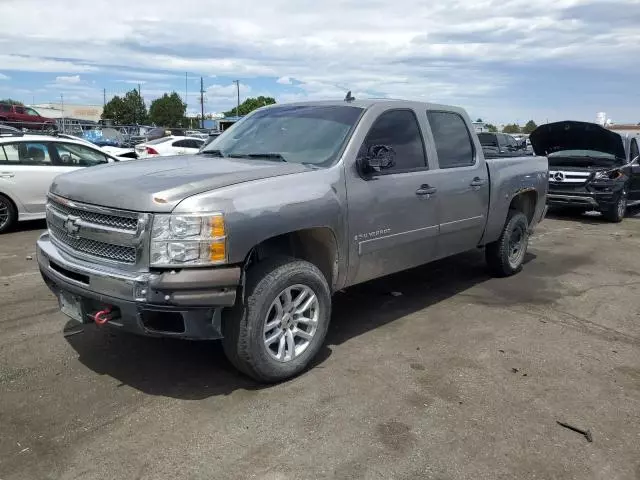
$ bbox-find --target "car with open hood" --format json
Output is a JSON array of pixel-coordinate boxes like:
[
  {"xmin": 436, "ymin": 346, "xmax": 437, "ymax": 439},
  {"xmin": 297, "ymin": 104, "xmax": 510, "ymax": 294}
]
[{"xmin": 530, "ymin": 121, "xmax": 640, "ymax": 222}]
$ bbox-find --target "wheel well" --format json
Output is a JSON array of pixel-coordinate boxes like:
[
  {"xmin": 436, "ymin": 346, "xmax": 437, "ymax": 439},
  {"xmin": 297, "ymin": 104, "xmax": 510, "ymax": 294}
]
[
  {"xmin": 509, "ymin": 190, "xmax": 537, "ymax": 225},
  {"xmin": 0, "ymin": 192, "xmax": 17, "ymax": 211},
  {"xmin": 245, "ymin": 228, "xmax": 339, "ymax": 290}
]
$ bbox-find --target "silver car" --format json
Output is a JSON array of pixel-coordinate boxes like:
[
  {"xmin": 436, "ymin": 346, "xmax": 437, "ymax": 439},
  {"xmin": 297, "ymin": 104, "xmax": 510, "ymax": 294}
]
[{"xmin": 0, "ymin": 134, "xmax": 120, "ymax": 233}]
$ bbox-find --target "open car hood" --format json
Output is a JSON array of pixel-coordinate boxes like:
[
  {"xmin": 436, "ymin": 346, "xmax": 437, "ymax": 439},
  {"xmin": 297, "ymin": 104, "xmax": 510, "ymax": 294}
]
[{"xmin": 530, "ymin": 121, "xmax": 626, "ymax": 159}]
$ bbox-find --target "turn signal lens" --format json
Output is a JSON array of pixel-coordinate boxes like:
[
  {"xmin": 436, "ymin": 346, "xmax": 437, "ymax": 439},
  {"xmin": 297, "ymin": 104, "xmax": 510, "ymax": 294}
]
[
  {"xmin": 209, "ymin": 240, "xmax": 226, "ymax": 262},
  {"xmin": 209, "ymin": 215, "xmax": 225, "ymax": 238}
]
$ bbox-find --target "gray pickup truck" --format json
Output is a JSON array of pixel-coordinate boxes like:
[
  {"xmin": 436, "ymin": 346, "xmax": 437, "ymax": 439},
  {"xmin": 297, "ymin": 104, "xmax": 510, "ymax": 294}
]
[{"xmin": 37, "ymin": 99, "xmax": 548, "ymax": 382}]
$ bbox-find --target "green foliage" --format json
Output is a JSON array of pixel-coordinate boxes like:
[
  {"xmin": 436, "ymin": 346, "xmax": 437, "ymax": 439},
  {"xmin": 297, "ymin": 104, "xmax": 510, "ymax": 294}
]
[
  {"xmin": 522, "ymin": 120, "xmax": 538, "ymax": 134},
  {"xmin": 102, "ymin": 89, "xmax": 147, "ymax": 125},
  {"xmin": 485, "ymin": 123, "xmax": 498, "ymax": 132},
  {"xmin": 502, "ymin": 123, "xmax": 521, "ymax": 134},
  {"xmin": 0, "ymin": 99, "xmax": 24, "ymax": 106},
  {"xmin": 223, "ymin": 96, "xmax": 276, "ymax": 117},
  {"xmin": 148, "ymin": 92, "xmax": 187, "ymax": 127}
]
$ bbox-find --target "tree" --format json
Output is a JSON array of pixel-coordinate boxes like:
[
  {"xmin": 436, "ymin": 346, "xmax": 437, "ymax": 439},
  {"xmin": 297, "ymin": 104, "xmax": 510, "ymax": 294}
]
[
  {"xmin": 485, "ymin": 123, "xmax": 498, "ymax": 132},
  {"xmin": 223, "ymin": 96, "xmax": 276, "ymax": 117},
  {"xmin": 102, "ymin": 89, "xmax": 147, "ymax": 125},
  {"xmin": 149, "ymin": 92, "xmax": 186, "ymax": 127},
  {"xmin": 0, "ymin": 99, "xmax": 24, "ymax": 106},
  {"xmin": 502, "ymin": 123, "xmax": 521, "ymax": 134},
  {"xmin": 522, "ymin": 120, "xmax": 538, "ymax": 134}
]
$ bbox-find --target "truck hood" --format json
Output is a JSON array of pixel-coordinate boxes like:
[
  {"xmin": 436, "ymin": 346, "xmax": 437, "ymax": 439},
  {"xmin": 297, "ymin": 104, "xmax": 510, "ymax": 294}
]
[
  {"xmin": 50, "ymin": 154, "xmax": 311, "ymax": 212},
  {"xmin": 530, "ymin": 121, "xmax": 626, "ymax": 159}
]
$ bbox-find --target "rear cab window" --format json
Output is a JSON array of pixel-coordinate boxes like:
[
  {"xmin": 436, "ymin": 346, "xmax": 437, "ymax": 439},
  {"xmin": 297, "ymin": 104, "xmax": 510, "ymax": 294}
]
[
  {"xmin": 427, "ymin": 111, "xmax": 475, "ymax": 169},
  {"xmin": 359, "ymin": 109, "xmax": 427, "ymax": 173}
]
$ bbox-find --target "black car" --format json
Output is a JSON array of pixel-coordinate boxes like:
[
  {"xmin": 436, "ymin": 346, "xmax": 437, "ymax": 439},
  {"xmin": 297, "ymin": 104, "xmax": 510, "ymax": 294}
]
[
  {"xmin": 530, "ymin": 121, "xmax": 640, "ymax": 222},
  {"xmin": 478, "ymin": 132, "xmax": 528, "ymax": 158}
]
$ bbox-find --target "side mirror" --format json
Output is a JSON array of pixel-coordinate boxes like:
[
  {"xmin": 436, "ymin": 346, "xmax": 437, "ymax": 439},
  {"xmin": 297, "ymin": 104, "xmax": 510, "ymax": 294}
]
[{"xmin": 358, "ymin": 144, "xmax": 396, "ymax": 174}]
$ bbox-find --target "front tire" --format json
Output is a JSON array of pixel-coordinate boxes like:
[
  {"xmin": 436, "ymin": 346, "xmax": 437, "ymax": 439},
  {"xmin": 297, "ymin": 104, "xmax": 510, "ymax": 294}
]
[
  {"xmin": 222, "ymin": 257, "xmax": 331, "ymax": 383},
  {"xmin": 0, "ymin": 194, "xmax": 17, "ymax": 234},
  {"xmin": 602, "ymin": 191, "xmax": 626, "ymax": 223},
  {"xmin": 485, "ymin": 211, "xmax": 529, "ymax": 277}
]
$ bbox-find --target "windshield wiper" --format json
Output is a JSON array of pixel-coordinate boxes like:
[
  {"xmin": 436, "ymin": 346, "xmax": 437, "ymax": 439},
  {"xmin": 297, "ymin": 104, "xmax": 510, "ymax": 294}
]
[
  {"xmin": 199, "ymin": 149, "xmax": 225, "ymax": 157},
  {"xmin": 227, "ymin": 152, "xmax": 287, "ymax": 162}
]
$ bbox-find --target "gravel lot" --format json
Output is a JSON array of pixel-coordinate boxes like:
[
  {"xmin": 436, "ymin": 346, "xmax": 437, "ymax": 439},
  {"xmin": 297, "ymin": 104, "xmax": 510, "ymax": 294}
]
[{"xmin": 1, "ymin": 213, "xmax": 640, "ymax": 480}]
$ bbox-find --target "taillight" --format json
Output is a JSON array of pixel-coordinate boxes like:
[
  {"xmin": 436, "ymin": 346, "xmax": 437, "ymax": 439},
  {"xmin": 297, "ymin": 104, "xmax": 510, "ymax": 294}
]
[{"xmin": 145, "ymin": 147, "xmax": 159, "ymax": 155}]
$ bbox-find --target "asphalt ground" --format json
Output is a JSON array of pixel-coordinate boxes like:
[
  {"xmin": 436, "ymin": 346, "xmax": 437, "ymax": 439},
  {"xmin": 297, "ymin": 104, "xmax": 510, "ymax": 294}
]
[{"xmin": 1, "ymin": 211, "xmax": 639, "ymax": 480}]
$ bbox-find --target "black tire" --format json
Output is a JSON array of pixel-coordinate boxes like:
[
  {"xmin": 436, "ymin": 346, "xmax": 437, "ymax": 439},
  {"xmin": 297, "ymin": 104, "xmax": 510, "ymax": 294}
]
[
  {"xmin": 222, "ymin": 257, "xmax": 331, "ymax": 383},
  {"xmin": 602, "ymin": 192, "xmax": 626, "ymax": 223},
  {"xmin": 485, "ymin": 211, "xmax": 529, "ymax": 277},
  {"xmin": 0, "ymin": 194, "xmax": 17, "ymax": 234}
]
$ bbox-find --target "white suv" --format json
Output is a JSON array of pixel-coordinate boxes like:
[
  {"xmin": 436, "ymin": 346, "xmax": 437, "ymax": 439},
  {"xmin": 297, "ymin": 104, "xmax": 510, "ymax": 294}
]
[{"xmin": 0, "ymin": 133, "xmax": 122, "ymax": 233}]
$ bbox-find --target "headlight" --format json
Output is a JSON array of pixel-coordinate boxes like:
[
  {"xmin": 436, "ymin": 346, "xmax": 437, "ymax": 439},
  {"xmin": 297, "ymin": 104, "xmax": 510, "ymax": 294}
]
[
  {"xmin": 593, "ymin": 169, "xmax": 623, "ymax": 181},
  {"xmin": 150, "ymin": 213, "xmax": 226, "ymax": 267}
]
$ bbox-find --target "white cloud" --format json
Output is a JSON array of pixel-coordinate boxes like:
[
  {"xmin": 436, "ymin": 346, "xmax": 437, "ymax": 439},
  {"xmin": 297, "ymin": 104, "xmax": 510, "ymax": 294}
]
[
  {"xmin": 55, "ymin": 75, "xmax": 81, "ymax": 84},
  {"xmin": 0, "ymin": 73, "xmax": 9, "ymax": 80},
  {"xmin": 276, "ymin": 76, "xmax": 292, "ymax": 85}
]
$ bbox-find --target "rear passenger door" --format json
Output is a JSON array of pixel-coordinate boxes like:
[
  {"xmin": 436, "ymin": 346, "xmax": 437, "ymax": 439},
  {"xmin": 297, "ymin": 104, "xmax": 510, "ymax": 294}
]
[
  {"xmin": 0, "ymin": 141, "xmax": 72, "ymax": 214},
  {"xmin": 347, "ymin": 108, "xmax": 442, "ymax": 285},
  {"xmin": 425, "ymin": 111, "xmax": 490, "ymax": 259}
]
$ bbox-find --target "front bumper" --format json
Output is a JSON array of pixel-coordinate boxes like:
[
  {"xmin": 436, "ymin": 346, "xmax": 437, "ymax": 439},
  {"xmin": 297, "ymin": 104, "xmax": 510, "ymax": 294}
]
[
  {"xmin": 547, "ymin": 183, "xmax": 624, "ymax": 210},
  {"xmin": 37, "ymin": 232, "xmax": 241, "ymax": 339}
]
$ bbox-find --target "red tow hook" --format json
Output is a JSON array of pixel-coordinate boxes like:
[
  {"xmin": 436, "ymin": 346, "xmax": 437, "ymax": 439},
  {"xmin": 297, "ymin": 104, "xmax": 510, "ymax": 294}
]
[{"xmin": 93, "ymin": 308, "xmax": 112, "ymax": 325}]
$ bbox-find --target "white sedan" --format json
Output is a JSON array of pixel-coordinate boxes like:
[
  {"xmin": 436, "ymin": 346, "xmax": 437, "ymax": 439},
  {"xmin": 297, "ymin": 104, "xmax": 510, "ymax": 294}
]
[
  {"xmin": 134, "ymin": 136, "xmax": 205, "ymax": 159},
  {"xmin": 0, "ymin": 134, "xmax": 121, "ymax": 233}
]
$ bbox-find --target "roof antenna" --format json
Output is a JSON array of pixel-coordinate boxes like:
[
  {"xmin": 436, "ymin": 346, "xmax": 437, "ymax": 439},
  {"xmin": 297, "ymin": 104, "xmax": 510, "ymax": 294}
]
[{"xmin": 344, "ymin": 90, "xmax": 355, "ymax": 102}]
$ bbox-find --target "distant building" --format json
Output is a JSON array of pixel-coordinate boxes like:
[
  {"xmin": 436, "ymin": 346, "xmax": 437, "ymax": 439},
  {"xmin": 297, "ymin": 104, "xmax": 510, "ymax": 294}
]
[
  {"xmin": 29, "ymin": 103, "xmax": 103, "ymax": 122},
  {"xmin": 607, "ymin": 124, "xmax": 640, "ymax": 138},
  {"xmin": 472, "ymin": 121, "xmax": 488, "ymax": 133}
]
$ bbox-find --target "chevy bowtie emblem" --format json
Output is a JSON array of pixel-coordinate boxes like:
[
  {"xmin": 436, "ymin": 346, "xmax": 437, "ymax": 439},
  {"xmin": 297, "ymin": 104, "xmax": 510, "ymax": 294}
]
[
  {"xmin": 553, "ymin": 172, "xmax": 565, "ymax": 182},
  {"xmin": 63, "ymin": 215, "xmax": 81, "ymax": 237}
]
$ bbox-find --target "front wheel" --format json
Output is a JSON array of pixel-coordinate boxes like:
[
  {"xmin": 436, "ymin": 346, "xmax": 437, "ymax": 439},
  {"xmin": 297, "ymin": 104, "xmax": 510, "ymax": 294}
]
[
  {"xmin": 222, "ymin": 257, "xmax": 331, "ymax": 383},
  {"xmin": 485, "ymin": 211, "xmax": 529, "ymax": 277},
  {"xmin": 602, "ymin": 192, "xmax": 626, "ymax": 223}
]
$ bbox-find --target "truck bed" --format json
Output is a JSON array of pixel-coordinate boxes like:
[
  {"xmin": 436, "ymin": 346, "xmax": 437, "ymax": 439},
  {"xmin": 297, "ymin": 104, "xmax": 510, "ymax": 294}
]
[{"xmin": 482, "ymin": 154, "xmax": 549, "ymax": 245}]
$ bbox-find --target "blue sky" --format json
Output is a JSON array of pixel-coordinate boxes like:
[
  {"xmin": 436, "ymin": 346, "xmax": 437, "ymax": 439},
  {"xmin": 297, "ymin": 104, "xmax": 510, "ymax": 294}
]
[{"xmin": 1, "ymin": 0, "xmax": 639, "ymax": 125}]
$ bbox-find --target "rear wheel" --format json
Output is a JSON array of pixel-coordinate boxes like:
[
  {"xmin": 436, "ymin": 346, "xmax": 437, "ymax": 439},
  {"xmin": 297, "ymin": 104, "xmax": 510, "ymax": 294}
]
[
  {"xmin": 485, "ymin": 211, "xmax": 529, "ymax": 277},
  {"xmin": 222, "ymin": 257, "xmax": 331, "ymax": 383},
  {"xmin": 0, "ymin": 194, "xmax": 17, "ymax": 234},
  {"xmin": 602, "ymin": 191, "xmax": 626, "ymax": 223}
]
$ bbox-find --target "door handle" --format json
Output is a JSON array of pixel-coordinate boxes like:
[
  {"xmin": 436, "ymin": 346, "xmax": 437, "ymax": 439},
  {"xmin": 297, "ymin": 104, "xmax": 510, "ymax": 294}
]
[
  {"xmin": 470, "ymin": 177, "xmax": 486, "ymax": 187},
  {"xmin": 0, "ymin": 172, "xmax": 15, "ymax": 178},
  {"xmin": 416, "ymin": 184, "xmax": 437, "ymax": 196}
]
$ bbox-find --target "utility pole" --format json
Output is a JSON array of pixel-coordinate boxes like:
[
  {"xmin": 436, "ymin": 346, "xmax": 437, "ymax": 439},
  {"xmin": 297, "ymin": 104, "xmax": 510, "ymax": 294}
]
[
  {"xmin": 60, "ymin": 94, "xmax": 65, "ymax": 133},
  {"xmin": 200, "ymin": 77, "xmax": 205, "ymax": 129},
  {"xmin": 103, "ymin": 88, "xmax": 106, "ymax": 107},
  {"xmin": 233, "ymin": 80, "xmax": 240, "ymax": 117},
  {"xmin": 185, "ymin": 72, "xmax": 188, "ymax": 113}
]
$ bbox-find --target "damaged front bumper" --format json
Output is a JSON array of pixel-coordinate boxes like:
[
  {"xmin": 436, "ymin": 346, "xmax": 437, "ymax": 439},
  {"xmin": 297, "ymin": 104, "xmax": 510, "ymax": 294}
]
[
  {"xmin": 547, "ymin": 182, "xmax": 624, "ymax": 210},
  {"xmin": 37, "ymin": 232, "xmax": 240, "ymax": 339}
]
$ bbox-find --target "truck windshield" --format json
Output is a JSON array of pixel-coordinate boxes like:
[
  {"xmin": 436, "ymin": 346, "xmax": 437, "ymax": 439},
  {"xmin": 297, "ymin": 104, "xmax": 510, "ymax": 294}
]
[{"xmin": 201, "ymin": 105, "xmax": 363, "ymax": 165}]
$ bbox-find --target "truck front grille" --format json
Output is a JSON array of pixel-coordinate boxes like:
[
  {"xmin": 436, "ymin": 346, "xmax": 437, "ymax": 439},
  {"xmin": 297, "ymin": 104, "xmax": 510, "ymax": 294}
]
[
  {"xmin": 46, "ymin": 195, "xmax": 147, "ymax": 267},
  {"xmin": 49, "ymin": 200, "xmax": 138, "ymax": 231},
  {"xmin": 49, "ymin": 224, "xmax": 137, "ymax": 264}
]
